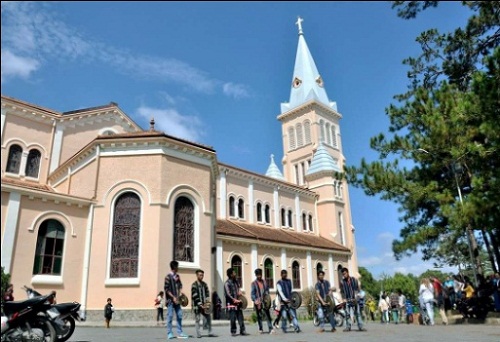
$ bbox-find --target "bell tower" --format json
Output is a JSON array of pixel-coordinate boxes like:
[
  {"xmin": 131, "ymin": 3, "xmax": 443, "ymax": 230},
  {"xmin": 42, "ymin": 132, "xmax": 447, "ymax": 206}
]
[{"xmin": 277, "ymin": 17, "xmax": 359, "ymax": 275}]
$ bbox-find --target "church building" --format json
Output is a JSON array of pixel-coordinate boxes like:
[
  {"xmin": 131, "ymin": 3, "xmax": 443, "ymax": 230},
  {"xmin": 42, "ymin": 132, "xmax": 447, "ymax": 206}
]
[{"xmin": 1, "ymin": 19, "xmax": 359, "ymax": 321}]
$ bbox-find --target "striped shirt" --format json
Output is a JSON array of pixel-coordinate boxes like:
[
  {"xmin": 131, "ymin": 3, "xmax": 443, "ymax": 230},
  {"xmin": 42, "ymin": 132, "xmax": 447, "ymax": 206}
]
[
  {"xmin": 164, "ymin": 272, "xmax": 183, "ymax": 303},
  {"xmin": 340, "ymin": 276, "xmax": 359, "ymax": 301}
]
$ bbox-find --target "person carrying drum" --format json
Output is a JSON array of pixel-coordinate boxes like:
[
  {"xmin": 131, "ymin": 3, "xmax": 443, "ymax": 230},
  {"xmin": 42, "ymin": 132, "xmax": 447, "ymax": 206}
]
[
  {"xmin": 251, "ymin": 268, "xmax": 275, "ymax": 334},
  {"xmin": 191, "ymin": 269, "xmax": 217, "ymax": 338},
  {"xmin": 276, "ymin": 269, "xmax": 301, "ymax": 333},
  {"xmin": 315, "ymin": 270, "xmax": 336, "ymax": 333},
  {"xmin": 224, "ymin": 267, "xmax": 248, "ymax": 336}
]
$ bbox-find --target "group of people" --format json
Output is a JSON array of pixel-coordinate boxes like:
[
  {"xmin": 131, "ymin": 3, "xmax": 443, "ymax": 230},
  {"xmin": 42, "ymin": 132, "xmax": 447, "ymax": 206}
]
[
  {"xmin": 151, "ymin": 261, "xmax": 367, "ymax": 339},
  {"xmin": 372, "ymin": 272, "xmax": 500, "ymax": 328}
]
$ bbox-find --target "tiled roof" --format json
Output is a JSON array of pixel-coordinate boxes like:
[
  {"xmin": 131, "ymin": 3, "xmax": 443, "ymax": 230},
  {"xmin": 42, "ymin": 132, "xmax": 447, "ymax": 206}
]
[
  {"xmin": 216, "ymin": 219, "xmax": 349, "ymax": 252},
  {"xmin": 1, "ymin": 177, "xmax": 54, "ymax": 192}
]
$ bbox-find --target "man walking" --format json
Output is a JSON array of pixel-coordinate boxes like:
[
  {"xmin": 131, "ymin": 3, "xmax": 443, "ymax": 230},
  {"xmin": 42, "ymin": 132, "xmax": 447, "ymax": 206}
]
[
  {"xmin": 340, "ymin": 267, "xmax": 366, "ymax": 332},
  {"xmin": 276, "ymin": 269, "xmax": 301, "ymax": 333},
  {"xmin": 251, "ymin": 268, "xmax": 275, "ymax": 334},
  {"xmin": 315, "ymin": 270, "xmax": 336, "ymax": 333},
  {"xmin": 164, "ymin": 260, "xmax": 188, "ymax": 339},
  {"xmin": 224, "ymin": 268, "xmax": 248, "ymax": 336},
  {"xmin": 191, "ymin": 269, "xmax": 217, "ymax": 338}
]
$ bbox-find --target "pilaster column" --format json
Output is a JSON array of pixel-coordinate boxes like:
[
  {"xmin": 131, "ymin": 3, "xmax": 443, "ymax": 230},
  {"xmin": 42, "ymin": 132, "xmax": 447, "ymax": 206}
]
[
  {"xmin": 273, "ymin": 187, "xmax": 280, "ymax": 228},
  {"xmin": 50, "ymin": 123, "xmax": 64, "ymax": 172},
  {"xmin": 306, "ymin": 251, "xmax": 313, "ymax": 288},
  {"xmin": 248, "ymin": 180, "xmax": 254, "ymax": 223},
  {"xmin": 219, "ymin": 170, "xmax": 227, "ymax": 218},
  {"xmin": 1, "ymin": 192, "xmax": 21, "ymax": 273}
]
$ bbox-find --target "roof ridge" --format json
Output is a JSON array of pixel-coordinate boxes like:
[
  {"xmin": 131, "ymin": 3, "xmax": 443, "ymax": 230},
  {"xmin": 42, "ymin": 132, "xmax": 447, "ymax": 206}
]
[{"xmin": 226, "ymin": 220, "xmax": 259, "ymax": 239}]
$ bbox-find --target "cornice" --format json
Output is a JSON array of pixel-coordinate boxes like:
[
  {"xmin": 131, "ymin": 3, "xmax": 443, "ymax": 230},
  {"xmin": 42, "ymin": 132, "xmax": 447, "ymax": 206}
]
[
  {"xmin": 277, "ymin": 100, "xmax": 342, "ymax": 122},
  {"xmin": 1, "ymin": 182, "xmax": 93, "ymax": 207},
  {"xmin": 218, "ymin": 164, "xmax": 316, "ymax": 199}
]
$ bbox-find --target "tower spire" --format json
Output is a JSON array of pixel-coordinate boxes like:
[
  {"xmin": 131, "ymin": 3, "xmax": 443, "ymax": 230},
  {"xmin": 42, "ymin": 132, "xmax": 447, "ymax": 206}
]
[{"xmin": 281, "ymin": 17, "xmax": 337, "ymax": 114}]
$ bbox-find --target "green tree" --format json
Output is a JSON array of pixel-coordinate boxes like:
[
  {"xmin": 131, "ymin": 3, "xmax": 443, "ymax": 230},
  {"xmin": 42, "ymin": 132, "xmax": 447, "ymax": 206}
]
[
  {"xmin": 345, "ymin": 1, "xmax": 500, "ymax": 281},
  {"xmin": 358, "ymin": 267, "xmax": 379, "ymax": 299}
]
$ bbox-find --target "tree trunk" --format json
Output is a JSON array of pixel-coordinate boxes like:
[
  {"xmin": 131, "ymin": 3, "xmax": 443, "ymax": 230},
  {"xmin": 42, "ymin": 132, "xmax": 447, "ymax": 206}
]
[
  {"xmin": 466, "ymin": 225, "xmax": 483, "ymax": 284},
  {"xmin": 487, "ymin": 229, "xmax": 500, "ymax": 272},
  {"xmin": 481, "ymin": 228, "xmax": 498, "ymax": 274}
]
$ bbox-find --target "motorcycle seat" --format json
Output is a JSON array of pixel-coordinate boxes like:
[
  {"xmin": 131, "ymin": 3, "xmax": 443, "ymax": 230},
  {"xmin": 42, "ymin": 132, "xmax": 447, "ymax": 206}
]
[{"xmin": 3, "ymin": 295, "xmax": 51, "ymax": 314}]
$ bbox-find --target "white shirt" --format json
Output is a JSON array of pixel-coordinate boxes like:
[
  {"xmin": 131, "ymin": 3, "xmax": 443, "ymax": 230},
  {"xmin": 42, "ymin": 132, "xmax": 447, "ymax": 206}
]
[{"xmin": 419, "ymin": 283, "xmax": 434, "ymax": 301}]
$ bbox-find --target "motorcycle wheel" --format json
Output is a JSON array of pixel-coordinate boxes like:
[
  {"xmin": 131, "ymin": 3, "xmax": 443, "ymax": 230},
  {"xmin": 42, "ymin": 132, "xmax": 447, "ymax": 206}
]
[
  {"xmin": 313, "ymin": 313, "xmax": 320, "ymax": 327},
  {"xmin": 31, "ymin": 316, "xmax": 57, "ymax": 342},
  {"xmin": 55, "ymin": 316, "xmax": 76, "ymax": 342},
  {"xmin": 334, "ymin": 312, "xmax": 344, "ymax": 328}
]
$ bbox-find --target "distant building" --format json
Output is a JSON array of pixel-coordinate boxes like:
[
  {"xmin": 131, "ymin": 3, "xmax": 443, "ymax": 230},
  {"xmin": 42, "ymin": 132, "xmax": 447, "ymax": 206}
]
[{"xmin": 1, "ymin": 19, "xmax": 359, "ymax": 320}]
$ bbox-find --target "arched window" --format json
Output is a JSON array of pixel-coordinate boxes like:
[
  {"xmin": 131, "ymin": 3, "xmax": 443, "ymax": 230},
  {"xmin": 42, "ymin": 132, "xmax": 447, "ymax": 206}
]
[
  {"xmin": 281, "ymin": 208, "xmax": 286, "ymax": 227},
  {"xmin": 325, "ymin": 122, "xmax": 332, "ymax": 145},
  {"xmin": 6, "ymin": 144, "xmax": 22, "ymax": 174},
  {"xmin": 304, "ymin": 120, "xmax": 311, "ymax": 144},
  {"xmin": 338, "ymin": 212, "xmax": 345, "ymax": 245},
  {"xmin": 256, "ymin": 203, "xmax": 262, "ymax": 222},
  {"xmin": 25, "ymin": 149, "xmax": 41, "ymax": 178},
  {"xmin": 33, "ymin": 219, "xmax": 65, "ymax": 275},
  {"xmin": 238, "ymin": 198, "xmax": 245, "ymax": 219},
  {"xmin": 229, "ymin": 196, "xmax": 235, "ymax": 217},
  {"xmin": 265, "ymin": 205, "xmax": 270, "ymax": 224},
  {"xmin": 331, "ymin": 126, "xmax": 337, "ymax": 147},
  {"xmin": 292, "ymin": 261, "xmax": 301, "ymax": 289},
  {"xmin": 231, "ymin": 255, "xmax": 243, "ymax": 287},
  {"xmin": 316, "ymin": 262, "xmax": 324, "ymax": 275},
  {"xmin": 296, "ymin": 123, "xmax": 303, "ymax": 147},
  {"xmin": 288, "ymin": 126, "xmax": 296, "ymax": 150},
  {"xmin": 110, "ymin": 192, "xmax": 141, "ymax": 278},
  {"xmin": 308, "ymin": 214, "xmax": 313, "ymax": 232},
  {"xmin": 287, "ymin": 210, "xmax": 293, "ymax": 228},
  {"xmin": 302, "ymin": 213, "xmax": 307, "ymax": 231},
  {"xmin": 319, "ymin": 120, "xmax": 325, "ymax": 143},
  {"xmin": 264, "ymin": 258, "xmax": 274, "ymax": 289},
  {"xmin": 174, "ymin": 196, "xmax": 194, "ymax": 262}
]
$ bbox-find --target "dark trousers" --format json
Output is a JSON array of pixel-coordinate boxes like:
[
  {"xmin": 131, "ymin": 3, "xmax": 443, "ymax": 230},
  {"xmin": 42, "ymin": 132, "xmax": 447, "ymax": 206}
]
[
  {"xmin": 255, "ymin": 307, "xmax": 273, "ymax": 331},
  {"xmin": 228, "ymin": 309, "xmax": 245, "ymax": 334},
  {"xmin": 157, "ymin": 307, "xmax": 164, "ymax": 322}
]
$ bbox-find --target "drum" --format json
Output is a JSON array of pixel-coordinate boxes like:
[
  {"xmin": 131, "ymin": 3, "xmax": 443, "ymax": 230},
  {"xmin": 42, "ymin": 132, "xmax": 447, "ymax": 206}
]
[
  {"xmin": 237, "ymin": 295, "xmax": 248, "ymax": 310},
  {"xmin": 325, "ymin": 295, "xmax": 334, "ymax": 314},
  {"xmin": 262, "ymin": 294, "xmax": 272, "ymax": 310},
  {"xmin": 178, "ymin": 294, "xmax": 189, "ymax": 307},
  {"xmin": 290, "ymin": 291, "xmax": 302, "ymax": 309}
]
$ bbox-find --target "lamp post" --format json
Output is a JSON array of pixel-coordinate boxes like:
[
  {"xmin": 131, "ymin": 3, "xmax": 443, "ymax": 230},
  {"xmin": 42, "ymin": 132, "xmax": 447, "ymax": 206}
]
[{"xmin": 416, "ymin": 148, "xmax": 480, "ymax": 285}]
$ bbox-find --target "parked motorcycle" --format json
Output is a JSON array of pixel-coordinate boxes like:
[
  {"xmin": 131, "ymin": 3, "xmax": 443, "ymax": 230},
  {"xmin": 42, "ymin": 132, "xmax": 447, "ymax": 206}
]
[
  {"xmin": 456, "ymin": 294, "xmax": 493, "ymax": 320},
  {"xmin": 23, "ymin": 286, "xmax": 81, "ymax": 342},
  {"xmin": 312, "ymin": 298, "xmax": 345, "ymax": 328},
  {"xmin": 1, "ymin": 293, "xmax": 57, "ymax": 342}
]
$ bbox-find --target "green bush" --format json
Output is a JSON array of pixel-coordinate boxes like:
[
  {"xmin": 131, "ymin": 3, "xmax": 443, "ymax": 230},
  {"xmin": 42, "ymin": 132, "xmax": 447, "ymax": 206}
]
[{"xmin": 301, "ymin": 286, "xmax": 317, "ymax": 318}]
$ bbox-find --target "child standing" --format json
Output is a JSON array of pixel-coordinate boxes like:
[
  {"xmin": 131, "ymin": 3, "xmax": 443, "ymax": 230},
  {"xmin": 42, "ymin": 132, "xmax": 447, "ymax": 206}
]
[
  {"xmin": 405, "ymin": 299, "xmax": 414, "ymax": 324},
  {"xmin": 104, "ymin": 298, "xmax": 114, "ymax": 328}
]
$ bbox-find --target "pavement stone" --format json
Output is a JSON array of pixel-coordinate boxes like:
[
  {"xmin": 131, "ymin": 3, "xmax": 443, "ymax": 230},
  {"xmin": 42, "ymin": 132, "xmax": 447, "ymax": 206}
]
[{"xmin": 70, "ymin": 316, "xmax": 500, "ymax": 342}]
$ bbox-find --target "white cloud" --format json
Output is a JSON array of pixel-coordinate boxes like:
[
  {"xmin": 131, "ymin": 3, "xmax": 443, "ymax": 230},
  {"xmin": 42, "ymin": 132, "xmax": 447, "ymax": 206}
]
[
  {"xmin": 1, "ymin": 50, "xmax": 40, "ymax": 83},
  {"xmin": 358, "ymin": 256, "xmax": 383, "ymax": 267},
  {"xmin": 223, "ymin": 82, "xmax": 251, "ymax": 99},
  {"xmin": 136, "ymin": 105, "xmax": 205, "ymax": 143},
  {"xmin": 0, "ymin": 2, "xmax": 250, "ymax": 97}
]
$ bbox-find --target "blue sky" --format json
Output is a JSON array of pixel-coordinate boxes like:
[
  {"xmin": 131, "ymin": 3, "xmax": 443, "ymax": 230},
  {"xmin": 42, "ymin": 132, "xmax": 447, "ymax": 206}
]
[{"xmin": 1, "ymin": 2, "xmax": 472, "ymax": 279}]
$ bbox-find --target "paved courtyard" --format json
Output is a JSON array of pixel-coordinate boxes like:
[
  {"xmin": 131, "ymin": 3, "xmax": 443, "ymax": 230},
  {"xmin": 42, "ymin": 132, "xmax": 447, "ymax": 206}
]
[{"xmin": 69, "ymin": 321, "xmax": 500, "ymax": 342}]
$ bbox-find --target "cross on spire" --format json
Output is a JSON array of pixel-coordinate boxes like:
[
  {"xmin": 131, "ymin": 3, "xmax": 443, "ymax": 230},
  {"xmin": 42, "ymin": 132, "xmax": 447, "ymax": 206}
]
[{"xmin": 296, "ymin": 16, "xmax": 304, "ymax": 35}]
